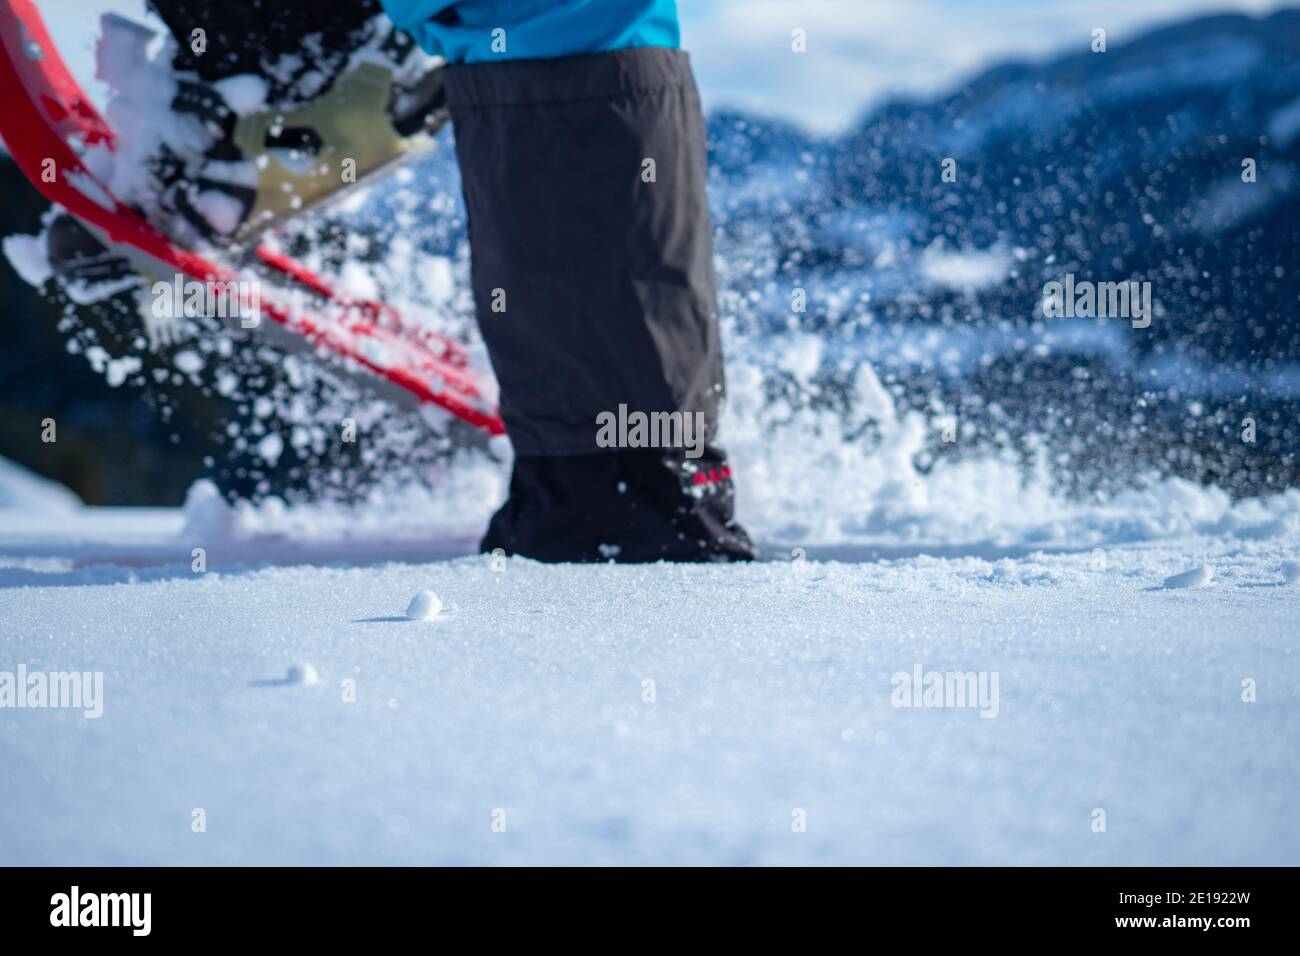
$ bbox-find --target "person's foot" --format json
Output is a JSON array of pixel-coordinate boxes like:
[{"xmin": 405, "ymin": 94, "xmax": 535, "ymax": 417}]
[
  {"xmin": 94, "ymin": 12, "xmax": 446, "ymax": 248},
  {"xmin": 481, "ymin": 448, "xmax": 757, "ymax": 563}
]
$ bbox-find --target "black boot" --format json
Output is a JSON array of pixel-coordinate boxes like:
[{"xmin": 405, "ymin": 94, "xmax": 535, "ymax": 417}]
[{"xmin": 482, "ymin": 447, "xmax": 755, "ymax": 563}]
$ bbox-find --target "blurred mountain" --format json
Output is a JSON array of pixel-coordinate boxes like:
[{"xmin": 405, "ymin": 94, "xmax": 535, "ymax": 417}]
[
  {"xmin": 706, "ymin": 8, "xmax": 1300, "ymax": 494},
  {"xmin": 714, "ymin": 9, "xmax": 1300, "ymax": 349}
]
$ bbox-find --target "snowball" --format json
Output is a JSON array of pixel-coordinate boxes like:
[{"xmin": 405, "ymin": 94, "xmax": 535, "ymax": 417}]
[
  {"xmin": 1162, "ymin": 565, "xmax": 1213, "ymax": 589},
  {"xmin": 1281, "ymin": 561, "xmax": 1300, "ymax": 586},
  {"xmin": 406, "ymin": 591, "xmax": 444, "ymax": 621},
  {"xmin": 285, "ymin": 663, "xmax": 319, "ymax": 686}
]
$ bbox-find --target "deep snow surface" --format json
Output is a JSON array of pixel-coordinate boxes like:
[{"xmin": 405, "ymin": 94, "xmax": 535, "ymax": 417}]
[
  {"xmin": 3, "ymin": 3, "xmax": 1298, "ymax": 865},
  {"xmin": 2, "ymin": 473, "xmax": 1297, "ymax": 865}
]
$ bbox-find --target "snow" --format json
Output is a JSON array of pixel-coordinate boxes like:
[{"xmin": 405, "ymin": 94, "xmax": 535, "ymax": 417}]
[
  {"xmin": 1, "ymin": 233, "xmax": 53, "ymax": 288},
  {"xmin": 284, "ymin": 663, "xmax": 319, "ymax": 687},
  {"xmin": 212, "ymin": 75, "xmax": 269, "ymax": 118},
  {"xmin": 919, "ymin": 242, "xmax": 1012, "ymax": 291},
  {"xmin": 1282, "ymin": 561, "xmax": 1300, "ymax": 586},
  {"xmin": 0, "ymin": 456, "xmax": 83, "ymax": 512},
  {"xmin": 2, "ymin": 464, "xmax": 1298, "ymax": 864},
  {"xmin": 64, "ymin": 170, "xmax": 119, "ymax": 211},
  {"xmin": 173, "ymin": 350, "xmax": 204, "ymax": 375},
  {"xmin": 1161, "ymin": 564, "xmax": 1213, "ymax": 589},
  {"xmin": 405, "ymin": 590, "xmax": 444, "ymax": 621},
  {"xmin": 190, "ymin": 189, "xmax": 245, "ymax": 237},
  {"xmin": 255, "ymin": 433, "xmax": 284, "ymax": 466},
  {"xmin": 339, "ymin": 260, "xmax": 382, "ymax": 300},
  {"xmin": 720, "ymin": 339, "xmax": 1300, "ymax": 550},
  {"xmin": 82, "ymin": 346, "xmax": 141, "ymax": 387},
  {"xmin": 79, "ymin": 11, "xmax": 215, "ymax": 248},
  {"xmin": 198, "ymin": 160, "xmax": 258, "ymax": 189},
  {"xmin": 4, "ymin": 4, "xmax": 1298, "ymax": 866}
]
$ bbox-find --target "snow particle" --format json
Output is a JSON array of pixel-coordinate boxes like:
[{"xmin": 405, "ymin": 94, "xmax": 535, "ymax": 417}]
[
  {"xmin": 256, "ymin": 433, "xmax": 284, "ymax": 465},
  {"xmin": 174, "ymin": 350, "xmax": 204, "ymax": 375},
  {"xmin": 212, "ymin": 74, "xmax": 269, "ymax": 116},
  {"xmin": 1281, "ymin": 561, "xmax": 1300, "ymax": 586}
]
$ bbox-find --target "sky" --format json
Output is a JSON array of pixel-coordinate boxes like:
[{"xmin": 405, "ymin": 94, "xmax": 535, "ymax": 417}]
[
  {"xmin": 46, "ymin": 0, "xmax": 1296, "ymax": 134},
  {"xmin": 677, "ymin": 0, "xmax": 1293, "ymax": 132}
]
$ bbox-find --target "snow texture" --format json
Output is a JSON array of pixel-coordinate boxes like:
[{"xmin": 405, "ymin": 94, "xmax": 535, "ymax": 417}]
[{"xmin": 1, "ymin": 460, "xmax": 1296, "ymax": 865}]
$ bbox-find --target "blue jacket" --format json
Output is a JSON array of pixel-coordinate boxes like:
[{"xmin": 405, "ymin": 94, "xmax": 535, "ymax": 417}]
[{"xmin": 378, "ymin": 0, "xmax": 680, "ymax": 63}]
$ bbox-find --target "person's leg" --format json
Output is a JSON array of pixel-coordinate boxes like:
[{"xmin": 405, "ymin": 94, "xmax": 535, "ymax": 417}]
[{"xmin": 442, "ymin": 44, "xmax": 754, "ymax": 562}]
